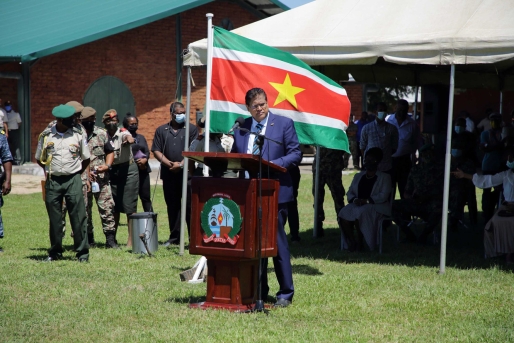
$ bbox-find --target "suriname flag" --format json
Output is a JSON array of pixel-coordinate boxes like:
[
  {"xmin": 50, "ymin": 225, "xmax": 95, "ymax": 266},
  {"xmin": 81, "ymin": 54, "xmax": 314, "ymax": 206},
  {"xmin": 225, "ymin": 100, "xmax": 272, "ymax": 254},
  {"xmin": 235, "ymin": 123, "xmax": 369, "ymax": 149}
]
[{"xmin": 209, "ymin": 26, "xmax": 351, "ymax": 152}]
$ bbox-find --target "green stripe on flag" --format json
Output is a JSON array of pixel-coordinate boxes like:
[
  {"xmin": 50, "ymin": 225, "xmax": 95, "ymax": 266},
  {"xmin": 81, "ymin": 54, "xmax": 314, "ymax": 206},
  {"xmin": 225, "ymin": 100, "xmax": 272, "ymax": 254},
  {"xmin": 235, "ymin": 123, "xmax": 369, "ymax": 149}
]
[
  {"xmin": 213, "ymin": 26, "xmax": 342, "ymax": 89},
  {"xmin": 209, "ymin": 111, "xmax": 349, "ymax": 153}
]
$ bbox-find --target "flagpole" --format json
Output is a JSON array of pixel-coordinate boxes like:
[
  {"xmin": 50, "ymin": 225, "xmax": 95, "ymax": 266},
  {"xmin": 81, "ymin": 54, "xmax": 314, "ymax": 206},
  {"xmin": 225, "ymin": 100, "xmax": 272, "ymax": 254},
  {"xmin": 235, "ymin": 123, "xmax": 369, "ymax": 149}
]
[
  {"xmin": 203, "ymin": 13, "xmax": 214, "ymax": 177},
  {"xmin": 179, "ymin": 66, "xmax": 192, "ymax": 256}
]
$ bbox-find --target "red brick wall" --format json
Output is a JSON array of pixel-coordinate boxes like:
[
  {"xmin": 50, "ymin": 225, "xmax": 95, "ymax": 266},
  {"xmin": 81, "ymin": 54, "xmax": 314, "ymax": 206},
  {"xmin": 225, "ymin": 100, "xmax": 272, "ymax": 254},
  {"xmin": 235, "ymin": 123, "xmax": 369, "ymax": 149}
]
[
  {"xmin": 454, "ymin": 89, "xmax": 514, "ymax": 124},
  {"xmin": 343, "ymin": 84, "xmax": 364, "ymax": 120},
  {"xmin": 24, "ymin": 2, "xmax": 260, "ymax": 161}
]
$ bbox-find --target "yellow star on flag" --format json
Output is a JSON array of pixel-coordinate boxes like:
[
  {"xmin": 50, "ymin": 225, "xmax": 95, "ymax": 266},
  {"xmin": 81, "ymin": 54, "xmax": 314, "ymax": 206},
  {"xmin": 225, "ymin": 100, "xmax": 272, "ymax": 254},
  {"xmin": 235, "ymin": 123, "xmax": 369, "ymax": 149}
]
[{"xmin": 269, "ymin": 73, "xmax": 305, "ymax": 109}]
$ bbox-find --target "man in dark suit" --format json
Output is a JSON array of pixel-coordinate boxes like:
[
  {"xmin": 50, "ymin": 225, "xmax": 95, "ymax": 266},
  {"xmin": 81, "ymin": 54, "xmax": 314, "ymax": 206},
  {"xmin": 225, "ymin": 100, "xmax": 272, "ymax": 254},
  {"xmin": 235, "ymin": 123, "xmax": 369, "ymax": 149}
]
[{"xmin": 231, "ymin": 88, "xmax": 302, "ymax": 308}]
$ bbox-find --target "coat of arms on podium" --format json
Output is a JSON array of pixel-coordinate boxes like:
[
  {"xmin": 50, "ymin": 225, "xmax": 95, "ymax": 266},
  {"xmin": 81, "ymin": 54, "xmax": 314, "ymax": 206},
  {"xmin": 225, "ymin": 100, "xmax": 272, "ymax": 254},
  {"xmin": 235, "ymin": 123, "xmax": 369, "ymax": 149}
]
[{"xmin": 200, "ymin": 195, "xmax": 242, "ymax": 245}]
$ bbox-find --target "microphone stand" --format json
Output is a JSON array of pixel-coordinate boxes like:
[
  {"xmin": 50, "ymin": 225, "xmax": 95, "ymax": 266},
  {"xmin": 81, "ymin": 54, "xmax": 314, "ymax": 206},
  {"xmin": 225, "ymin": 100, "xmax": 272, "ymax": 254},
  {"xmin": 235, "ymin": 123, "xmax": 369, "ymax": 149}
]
[
  {"xmin": 232, "ymin": 128, "xmax": 281, "ymax": 315},
  {"xmin": 252, "ymin": 133, "xmax": 267, "ymax": 314}
]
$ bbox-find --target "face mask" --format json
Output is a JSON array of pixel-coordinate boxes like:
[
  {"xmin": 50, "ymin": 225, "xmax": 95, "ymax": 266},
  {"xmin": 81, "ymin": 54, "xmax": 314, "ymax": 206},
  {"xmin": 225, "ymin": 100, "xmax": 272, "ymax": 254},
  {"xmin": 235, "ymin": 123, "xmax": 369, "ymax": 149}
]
[
  {"xmin": 105, "ymin": 123, "xmax": 118, "ymax": 131},
  {"xmin": 174, "ymin": 114, "xmax": 185, "ymax": 124},
  {"xmin": 507, "ymin": 160, "xmax": 514, "ymax": 169},
  {"xmin": 62, "ymin": 116, "xmax": 76, "ymax": 128},
  {"xmin": 451, "ymin": 149, "xmax": 463, "ymax": 157},
  {"xmin": 364, "ymin": 161, "xmax": 378, "ymax": 172},
  {"xmin": 377, "ymin": 112, "xmax": 386, "ymax": 120},
  {"xmin": 82, "ymin": 121, "xmax": 95, "ymax": 131},
  {"xmin": 128, "ymin": 124, "xmax": 138, "ymax": 133},
  {"xmin": 5, "ymin": 106, "xmax": 11, "ymax": 112},
  {"xmin": 454, "ymin": 126, "xmax": 464, "ymax": 134}
]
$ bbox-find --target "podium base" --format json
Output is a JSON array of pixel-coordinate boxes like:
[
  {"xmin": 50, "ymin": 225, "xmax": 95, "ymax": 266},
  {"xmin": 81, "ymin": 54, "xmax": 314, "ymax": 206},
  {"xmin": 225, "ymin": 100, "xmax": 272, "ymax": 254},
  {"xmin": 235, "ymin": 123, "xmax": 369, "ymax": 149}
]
[{"xmin": 189, "ymin": 301, "xmax": 272, "ymax": 312}]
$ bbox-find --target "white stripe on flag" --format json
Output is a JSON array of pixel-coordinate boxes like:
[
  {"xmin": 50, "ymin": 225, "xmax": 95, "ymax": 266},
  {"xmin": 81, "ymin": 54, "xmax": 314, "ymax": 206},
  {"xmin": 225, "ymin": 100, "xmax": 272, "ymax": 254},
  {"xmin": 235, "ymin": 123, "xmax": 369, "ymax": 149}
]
[
  {"xmin": 213, "ymin": 48, "xmax": 347, "ymax": 97},
  {"xmin": 210, "ymin": 100, "xmax": 348, "ymax": 131}
]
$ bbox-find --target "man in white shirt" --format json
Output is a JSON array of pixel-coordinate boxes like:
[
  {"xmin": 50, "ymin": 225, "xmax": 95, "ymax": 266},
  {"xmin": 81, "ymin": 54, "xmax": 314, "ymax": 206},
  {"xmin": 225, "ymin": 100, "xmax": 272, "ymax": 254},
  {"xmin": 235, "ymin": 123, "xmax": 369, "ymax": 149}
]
[
  {"xmin": 477, "ymin": 108, "xmax": 493, "ymax": 133},
  {"xmin": 460, "ymin": 110, "xmax": 475, "ymax": 133},
  {"xmin": 386, "ymin": 99, "xmax": 420, "ymax": 199},
  {"xmin": 4, "ymin": 101, "xmax": 22, "ymax": 165},
  {"xmin": 0, "ymin": 98, "xmax": 8, "ymax": 136}
]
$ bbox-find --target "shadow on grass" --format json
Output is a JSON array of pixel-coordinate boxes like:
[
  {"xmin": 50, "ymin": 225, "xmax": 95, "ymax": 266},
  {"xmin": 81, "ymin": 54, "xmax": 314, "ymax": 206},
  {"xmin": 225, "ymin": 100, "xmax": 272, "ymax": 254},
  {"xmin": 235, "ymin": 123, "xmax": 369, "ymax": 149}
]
[
  {"xmin": 289, "ymin": 216, "xmax": 514, "ymax": 271},
  {"xmin": 26, "ymin": 254, "xmax": 77, "ymax": 262},
  {"xmin": 165, "ymin": 295, "xmax": 204, "ymax": 304}
]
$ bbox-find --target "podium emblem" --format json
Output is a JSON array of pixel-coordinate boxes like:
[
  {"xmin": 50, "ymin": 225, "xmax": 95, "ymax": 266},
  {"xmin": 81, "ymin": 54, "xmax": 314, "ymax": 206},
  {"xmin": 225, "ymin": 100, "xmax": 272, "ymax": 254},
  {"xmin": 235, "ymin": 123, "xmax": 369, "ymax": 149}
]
[{"xmin": 201, "ymin": 196, "xmax": 242, "ymax": 245}]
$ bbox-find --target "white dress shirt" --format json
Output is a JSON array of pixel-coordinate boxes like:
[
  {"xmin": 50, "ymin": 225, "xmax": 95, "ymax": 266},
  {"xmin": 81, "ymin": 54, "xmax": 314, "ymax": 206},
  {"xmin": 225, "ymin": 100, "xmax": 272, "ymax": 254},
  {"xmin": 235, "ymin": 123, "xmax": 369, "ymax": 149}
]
[
  {"xmin": 472, "ymin": 170, "xmax": 514, "ymax": 202},
  {"xmin": 245, "ymin": 115, "xmax": 269, "ymax": 154}
]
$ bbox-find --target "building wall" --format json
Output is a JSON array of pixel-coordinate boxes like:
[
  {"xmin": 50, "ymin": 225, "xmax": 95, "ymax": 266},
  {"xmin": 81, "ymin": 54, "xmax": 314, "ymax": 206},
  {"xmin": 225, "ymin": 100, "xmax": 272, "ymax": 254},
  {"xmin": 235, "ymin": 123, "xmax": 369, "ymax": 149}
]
[
  {"xmin": 0, "ymin": 63, "xmax": 22, "ymax": 111},
  {"xmin": 343, "ymin": 83, "xmax": 364, "ymax": 120},
  {"xmin": 14, "ymin": 1, "xmax": 260, "ymax": 161}
]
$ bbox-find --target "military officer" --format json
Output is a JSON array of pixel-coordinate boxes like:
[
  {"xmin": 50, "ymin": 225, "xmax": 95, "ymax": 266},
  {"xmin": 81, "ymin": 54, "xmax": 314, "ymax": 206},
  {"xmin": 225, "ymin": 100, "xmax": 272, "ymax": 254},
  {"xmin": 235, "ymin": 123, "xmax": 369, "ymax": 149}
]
[
  {"xmin": 36, "ymin": 104, "xmax": 91, "ymax": 262},
  {"xmin": 312, "ymin": 147, "xmax": 346, "ymax": 237},
  {"xmin": 81, "ymin": 107, "xmax": 118, "ymax": 248}
]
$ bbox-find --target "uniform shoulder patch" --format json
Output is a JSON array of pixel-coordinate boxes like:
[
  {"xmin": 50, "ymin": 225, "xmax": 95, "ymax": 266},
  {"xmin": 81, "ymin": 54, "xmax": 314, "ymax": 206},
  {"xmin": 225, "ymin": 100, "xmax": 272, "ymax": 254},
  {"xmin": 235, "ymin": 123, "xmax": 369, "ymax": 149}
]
[{"xmin": 73, "ymin": 125, "xmax": 83, "ymax": 134}]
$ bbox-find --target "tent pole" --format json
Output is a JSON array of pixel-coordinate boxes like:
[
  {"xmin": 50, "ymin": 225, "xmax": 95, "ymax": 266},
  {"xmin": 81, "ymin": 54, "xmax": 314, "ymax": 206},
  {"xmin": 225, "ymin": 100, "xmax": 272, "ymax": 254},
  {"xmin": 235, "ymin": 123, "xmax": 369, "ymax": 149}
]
[
  {"xmin": 500, "ymin": 90, "xmax": 503, "ymax": 115},
  {"xmin": 179, "ymin": 66, "xmax": 192, "ymax": 255},
  {"xmin": 439, "ymin": 64, "xmax": 455, "ymax": 275},
  {"xmin": 413, "ymin": 86, "xmax": 419, "ymax": 119},
  {"xmin": 203, "ymin": 13, "xmax": 214, "ymax": 176},
  {"xmin": 313, "ymin": 146, "xmax": 321, "ymax": 237}
]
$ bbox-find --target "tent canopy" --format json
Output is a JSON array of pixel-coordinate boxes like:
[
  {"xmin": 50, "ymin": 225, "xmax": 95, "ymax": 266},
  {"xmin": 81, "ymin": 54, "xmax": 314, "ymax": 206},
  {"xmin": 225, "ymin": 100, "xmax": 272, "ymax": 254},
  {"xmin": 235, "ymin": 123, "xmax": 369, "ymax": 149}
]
[
  {"xmin": 0, "ymin": 0, "xmax": 289, "ymax": 63},
  {"xmin": 186, "ymin": 0, "xmax": 514, "ymax": 89}
]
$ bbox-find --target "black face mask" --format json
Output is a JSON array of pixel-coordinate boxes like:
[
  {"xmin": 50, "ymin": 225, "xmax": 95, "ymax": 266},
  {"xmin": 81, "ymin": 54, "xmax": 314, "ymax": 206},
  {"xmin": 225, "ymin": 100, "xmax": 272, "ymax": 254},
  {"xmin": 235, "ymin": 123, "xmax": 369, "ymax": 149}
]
[
  {"xmin": 128, "ymin": 124, "xmax": 138, "ymax": 133},
  {"xmin": 105, "ymin": 123, "xmax": 118, "ymax": 131},
  {"xmin": 62, "ymin": 116, "xmax": 76, "ymax": 128},
  {"xmin": 82, "ymin": 121, "xmax": 95, "ymax": 131}
]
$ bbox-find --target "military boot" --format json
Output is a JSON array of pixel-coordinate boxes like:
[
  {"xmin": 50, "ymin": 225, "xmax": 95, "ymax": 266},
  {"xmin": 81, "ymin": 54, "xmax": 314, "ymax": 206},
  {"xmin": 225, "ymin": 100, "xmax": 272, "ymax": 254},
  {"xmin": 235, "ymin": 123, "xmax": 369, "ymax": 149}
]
[
  {"xmin": 105, "ymin": 231, "xmax": 120, "ymax": 249},
  {"xmin": 88, "ymin": 232, "xmax": 96, "ymax": 248}
]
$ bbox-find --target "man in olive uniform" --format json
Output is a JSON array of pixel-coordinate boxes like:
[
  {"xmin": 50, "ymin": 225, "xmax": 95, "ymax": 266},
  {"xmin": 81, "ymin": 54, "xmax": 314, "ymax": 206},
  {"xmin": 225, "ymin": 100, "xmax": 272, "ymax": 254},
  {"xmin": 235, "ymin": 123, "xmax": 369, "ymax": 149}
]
[
  {"xmin": 81, "ymin": 107, "xmax": 118, "ymax": 248},
  {"xmin": 36, "ymin": 104, "xmax": 91, "ymax": 262},
  {"xmin": 312, "ymin": 147, "xmax": 346, "ymax": 237},
  {"xmin": 392, "ymin": 144, "xmax": 444, "ymax": 243}
]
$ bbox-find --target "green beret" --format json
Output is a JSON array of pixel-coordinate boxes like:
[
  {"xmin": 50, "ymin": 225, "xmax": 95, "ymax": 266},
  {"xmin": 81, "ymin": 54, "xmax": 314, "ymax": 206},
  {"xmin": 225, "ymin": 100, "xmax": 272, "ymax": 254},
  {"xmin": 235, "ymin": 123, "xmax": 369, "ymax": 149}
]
[
  {"xmin": 419, "ymin": 143, "xmax": 435, "ymax": 153},
  {"xmin": 52, "ymin": 104, "xmax": 75, "ymax": 118},
  {"xmin": 81, "ymin": 106, "xmax": 96, "ymax": 119}
]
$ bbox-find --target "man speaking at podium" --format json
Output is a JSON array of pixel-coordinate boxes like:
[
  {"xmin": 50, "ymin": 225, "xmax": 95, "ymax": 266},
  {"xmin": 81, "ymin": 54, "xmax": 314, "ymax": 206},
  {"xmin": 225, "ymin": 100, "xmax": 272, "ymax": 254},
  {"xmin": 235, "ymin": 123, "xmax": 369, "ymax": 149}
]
[{"xmin": 231, "ymin": 88, "xmax": 302, "ymax": 308}]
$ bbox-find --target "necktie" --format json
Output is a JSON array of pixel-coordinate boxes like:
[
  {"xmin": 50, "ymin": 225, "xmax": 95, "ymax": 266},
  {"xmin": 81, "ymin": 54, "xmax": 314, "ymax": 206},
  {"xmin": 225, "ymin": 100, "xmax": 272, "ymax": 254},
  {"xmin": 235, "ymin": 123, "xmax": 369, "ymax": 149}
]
[{"xmin": 252, "ymin": 123, "xmax": 264, "ymax": 155}]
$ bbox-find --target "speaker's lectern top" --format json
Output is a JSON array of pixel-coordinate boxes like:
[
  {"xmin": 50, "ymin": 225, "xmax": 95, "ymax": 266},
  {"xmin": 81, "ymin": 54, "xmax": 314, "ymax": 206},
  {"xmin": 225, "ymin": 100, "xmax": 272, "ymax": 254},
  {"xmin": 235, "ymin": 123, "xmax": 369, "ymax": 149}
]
[{"xmin": 183, "ymin": 152, "xmax": 286, "ymax": 175}]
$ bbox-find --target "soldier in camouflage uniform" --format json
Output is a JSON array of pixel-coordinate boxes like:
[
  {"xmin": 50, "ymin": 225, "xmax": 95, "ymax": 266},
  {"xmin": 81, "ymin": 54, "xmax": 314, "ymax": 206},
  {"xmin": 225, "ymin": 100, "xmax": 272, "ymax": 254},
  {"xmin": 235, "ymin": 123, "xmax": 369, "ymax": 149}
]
[
  {"xmin": 81, "ymin": 107, "xmax": 118, "ymax": 249},
  {"xmin": 392, "ymin": 144, "xmax": 444, "ymax": 243},
  {"xmin": 312, "ymin": 147, "xmax": 346, "ymax": 237},
  {"xmin": 345, "ymin": 115, "xmax": 359, "ymax": 169}
]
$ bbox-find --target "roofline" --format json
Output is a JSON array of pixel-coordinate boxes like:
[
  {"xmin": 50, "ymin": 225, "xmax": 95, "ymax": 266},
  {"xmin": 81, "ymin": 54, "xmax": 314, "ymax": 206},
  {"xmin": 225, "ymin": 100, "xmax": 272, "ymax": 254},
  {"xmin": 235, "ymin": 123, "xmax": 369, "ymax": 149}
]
[
  {"xmin": 269, "ymin": 0, "xmax": 290, "ymax": 10},
  {"xmin": 1, "ymin": 0, "xmax": 213, "ymax": 62}
]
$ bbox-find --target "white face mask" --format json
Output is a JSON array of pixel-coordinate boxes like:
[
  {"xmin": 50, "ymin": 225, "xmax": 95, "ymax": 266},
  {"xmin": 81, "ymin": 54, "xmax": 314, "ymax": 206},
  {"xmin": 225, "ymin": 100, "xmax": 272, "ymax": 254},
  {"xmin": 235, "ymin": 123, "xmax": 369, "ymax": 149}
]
[{"xmin": 377, "ymin": 112, "xmax": 386, "ymax": 120}]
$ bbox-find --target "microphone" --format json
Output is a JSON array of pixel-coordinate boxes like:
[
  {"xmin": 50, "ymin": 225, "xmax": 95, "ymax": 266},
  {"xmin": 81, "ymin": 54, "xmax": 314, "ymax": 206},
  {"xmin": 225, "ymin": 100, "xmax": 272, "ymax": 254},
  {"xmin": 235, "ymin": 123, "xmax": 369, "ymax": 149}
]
[{"xmin": 228, "ymin": 117, "xmax": 245, "ymax": 133}]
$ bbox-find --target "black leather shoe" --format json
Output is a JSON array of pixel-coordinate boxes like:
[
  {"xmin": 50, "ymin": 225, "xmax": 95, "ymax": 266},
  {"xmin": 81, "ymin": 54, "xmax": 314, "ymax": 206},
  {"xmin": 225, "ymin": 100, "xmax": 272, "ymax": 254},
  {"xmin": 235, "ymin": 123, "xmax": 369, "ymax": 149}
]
[
  {"xmin": 44, "ymin": 254, "xmax": 62, "ymax": 262},
  {"xmin": 273, "ymin": 298, "xmax": 291, "ymax": 308},
  {"xmin": 0, "ymin": 247, "xmax": 4, "ymax": 253},
  {"xmin": 78, "ymin": 257, "xmax": 89, "ymax": 263},
  {"xmin": 291, "ymin": 236, "xmax": 301, "ymax": 243}
]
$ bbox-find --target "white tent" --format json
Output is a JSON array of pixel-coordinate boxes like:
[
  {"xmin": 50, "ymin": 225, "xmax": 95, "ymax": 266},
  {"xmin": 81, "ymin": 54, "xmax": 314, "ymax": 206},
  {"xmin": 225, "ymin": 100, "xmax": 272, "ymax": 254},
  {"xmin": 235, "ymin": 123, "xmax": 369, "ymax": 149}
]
[
  {"xmin": 185, "ymin": 0, "xmax": 514, "ymax": 89},
  {"xmin": 184, "ymin": 0, "xmax": 514, "ymax": 273}
]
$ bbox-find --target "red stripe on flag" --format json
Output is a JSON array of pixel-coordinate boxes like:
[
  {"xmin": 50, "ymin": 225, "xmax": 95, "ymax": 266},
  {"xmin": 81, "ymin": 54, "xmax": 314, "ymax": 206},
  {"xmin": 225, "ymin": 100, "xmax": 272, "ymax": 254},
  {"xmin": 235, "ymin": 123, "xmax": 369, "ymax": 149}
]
[{"xmin": 211, "ymin": 58, "xmax": 350, "ymax": 123}]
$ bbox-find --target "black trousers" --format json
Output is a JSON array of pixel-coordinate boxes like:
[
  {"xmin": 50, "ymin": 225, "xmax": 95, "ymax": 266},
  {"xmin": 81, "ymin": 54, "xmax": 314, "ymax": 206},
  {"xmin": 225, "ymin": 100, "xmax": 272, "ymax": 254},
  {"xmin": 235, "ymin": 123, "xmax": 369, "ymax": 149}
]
[
  {"xmin": 162, "ymin": 176, "xmax": 191, "ymax": 241},
  {"xmin": 138, "ymin": 171, "xmax": 153, "ymax": 212},
  {"xmin": 391, "ymin": 154, "xmax": 412, "ymax": 199}
]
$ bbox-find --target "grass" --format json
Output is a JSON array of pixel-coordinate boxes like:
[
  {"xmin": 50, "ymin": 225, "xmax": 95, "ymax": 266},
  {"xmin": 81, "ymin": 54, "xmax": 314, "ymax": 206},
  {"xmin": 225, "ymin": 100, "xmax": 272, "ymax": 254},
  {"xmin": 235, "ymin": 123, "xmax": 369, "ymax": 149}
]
[{"xmin": 1, "ymin": 173, "xmax": 514, "ymax": 342}]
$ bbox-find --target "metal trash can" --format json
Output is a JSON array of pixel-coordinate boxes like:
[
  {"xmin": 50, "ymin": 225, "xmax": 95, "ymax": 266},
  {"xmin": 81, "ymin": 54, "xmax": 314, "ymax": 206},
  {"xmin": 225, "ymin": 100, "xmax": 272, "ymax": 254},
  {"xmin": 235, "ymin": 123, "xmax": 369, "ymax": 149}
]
[{"xmin": 129, "ymin": 212, "xmax": 158, "ymax": 254}]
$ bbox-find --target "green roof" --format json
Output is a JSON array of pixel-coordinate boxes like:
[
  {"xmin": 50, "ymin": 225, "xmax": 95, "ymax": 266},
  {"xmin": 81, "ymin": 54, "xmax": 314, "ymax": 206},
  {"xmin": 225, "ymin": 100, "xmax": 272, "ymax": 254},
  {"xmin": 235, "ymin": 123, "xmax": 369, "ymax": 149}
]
[{"xmin": 0, "ymin": 0, "xmax": 289, "ymax": 62}]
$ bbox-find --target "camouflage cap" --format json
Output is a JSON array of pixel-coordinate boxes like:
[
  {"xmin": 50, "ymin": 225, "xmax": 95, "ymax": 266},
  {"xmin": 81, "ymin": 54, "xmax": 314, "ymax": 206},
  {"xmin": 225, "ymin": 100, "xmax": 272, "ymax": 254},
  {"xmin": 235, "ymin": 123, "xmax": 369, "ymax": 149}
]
[
  {"xmin": 65, "ymin": 101, "xmax": 84, "ymax": 114},
  {"xmin": 81, "ymin": 106, "xmax": 96, "ymax": 119},
  {"xmin": 102, "ymin": 109, "xmax": 118, "ymax": 122},
  {"xmin": 52, "ymin": 104, "xmax": 75, "ymax": 118}
]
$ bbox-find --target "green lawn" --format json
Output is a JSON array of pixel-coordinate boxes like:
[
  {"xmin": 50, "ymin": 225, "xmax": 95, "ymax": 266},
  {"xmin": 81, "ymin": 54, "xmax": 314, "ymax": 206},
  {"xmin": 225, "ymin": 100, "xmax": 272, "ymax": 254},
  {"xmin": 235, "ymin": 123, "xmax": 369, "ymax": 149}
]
[{"xmin": 1, "ymin": 174, "xmax": 513, "ymax": 342}]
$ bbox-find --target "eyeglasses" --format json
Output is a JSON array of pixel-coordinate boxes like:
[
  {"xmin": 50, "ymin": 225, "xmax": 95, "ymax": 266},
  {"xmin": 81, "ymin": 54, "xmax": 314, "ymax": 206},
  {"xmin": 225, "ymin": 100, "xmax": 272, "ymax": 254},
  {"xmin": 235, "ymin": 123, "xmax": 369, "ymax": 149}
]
[{"xmin": 251, "ymin": 103, "xmax": 267, "ymax": 110}]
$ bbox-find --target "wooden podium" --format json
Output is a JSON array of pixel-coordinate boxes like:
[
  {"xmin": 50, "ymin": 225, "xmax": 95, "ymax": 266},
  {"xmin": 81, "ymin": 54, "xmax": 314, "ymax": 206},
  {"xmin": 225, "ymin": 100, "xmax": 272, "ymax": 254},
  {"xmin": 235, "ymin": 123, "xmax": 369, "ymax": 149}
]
[{"xmin": 184, "ymin": 152, "xmax": 285, "ymax": 311}]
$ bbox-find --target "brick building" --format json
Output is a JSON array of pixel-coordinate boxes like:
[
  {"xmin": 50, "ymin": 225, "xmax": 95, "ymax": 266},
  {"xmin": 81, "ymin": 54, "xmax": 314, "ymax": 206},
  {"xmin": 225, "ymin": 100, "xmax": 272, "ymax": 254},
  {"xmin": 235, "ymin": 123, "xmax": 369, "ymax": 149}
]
[{"xmin": 0, "ymin": 0, "xmax": 289, "ymax": 163}]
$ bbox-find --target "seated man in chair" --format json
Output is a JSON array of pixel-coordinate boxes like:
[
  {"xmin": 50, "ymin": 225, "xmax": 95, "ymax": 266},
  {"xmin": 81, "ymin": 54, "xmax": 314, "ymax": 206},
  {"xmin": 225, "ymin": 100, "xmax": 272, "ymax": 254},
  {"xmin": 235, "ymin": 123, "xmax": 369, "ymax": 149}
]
[{"xmin": 392, "ymin": 144, "xmax": 444, "ymax": 244}]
